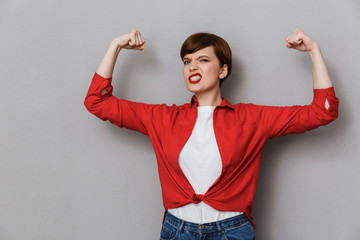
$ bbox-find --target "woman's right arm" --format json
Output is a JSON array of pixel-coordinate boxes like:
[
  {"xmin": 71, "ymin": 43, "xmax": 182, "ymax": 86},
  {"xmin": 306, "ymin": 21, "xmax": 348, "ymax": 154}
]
[
  {"xmin": 84, "ymin": 30, "xmax": 154, "ymax": 135},
  {"xmin": 96, "ymin": 29, "xmax": 146, "ymax": 95}
]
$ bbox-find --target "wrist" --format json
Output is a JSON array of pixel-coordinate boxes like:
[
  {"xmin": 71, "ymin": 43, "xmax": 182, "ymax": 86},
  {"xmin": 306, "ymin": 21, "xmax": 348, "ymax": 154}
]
[
  {"xmin": 308, "ymin": 43, "xmax": 321, "ymax": 57},
  {"xmin": 110, "ymin": 39, "xmax": 123, "ymax": 52}
]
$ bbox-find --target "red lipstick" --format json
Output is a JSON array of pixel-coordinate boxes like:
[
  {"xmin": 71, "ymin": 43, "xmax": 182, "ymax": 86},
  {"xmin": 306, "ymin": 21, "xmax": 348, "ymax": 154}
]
[{"xmin": 188, "ymin": 73, "xmax": 202, "ymax": 84}]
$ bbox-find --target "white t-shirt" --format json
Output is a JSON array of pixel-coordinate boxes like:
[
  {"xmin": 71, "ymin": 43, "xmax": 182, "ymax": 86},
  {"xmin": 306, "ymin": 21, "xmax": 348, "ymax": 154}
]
[{"xmin": 168, "ymin": 106, "xmax": 243, "ymax": 223}]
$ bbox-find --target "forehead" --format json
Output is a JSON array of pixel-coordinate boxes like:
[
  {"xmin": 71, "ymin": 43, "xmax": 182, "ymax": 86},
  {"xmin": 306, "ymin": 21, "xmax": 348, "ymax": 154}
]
[{"xmin": 183, "ymin": 46, "xmax": 216, "ymax": 59}]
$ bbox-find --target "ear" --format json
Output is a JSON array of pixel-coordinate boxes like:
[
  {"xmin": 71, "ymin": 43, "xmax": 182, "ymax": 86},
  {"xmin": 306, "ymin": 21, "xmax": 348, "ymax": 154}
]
[{"xmin": 219, "ymin": 64, "xmax": 228, "ymax": 79}]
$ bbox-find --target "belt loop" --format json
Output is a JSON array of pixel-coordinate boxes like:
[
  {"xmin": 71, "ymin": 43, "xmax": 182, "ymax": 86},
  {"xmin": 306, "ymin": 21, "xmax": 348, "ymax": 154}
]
[{"xmin": 178, "ymin": 219, "xmax": 185, "ymax": 233}]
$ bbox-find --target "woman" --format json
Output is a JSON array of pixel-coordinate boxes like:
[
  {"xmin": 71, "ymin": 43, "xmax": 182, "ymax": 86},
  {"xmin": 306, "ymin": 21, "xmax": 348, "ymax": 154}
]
[{"xmin": 84, "ymin": 29, "xmax": 339, "ymax": 240}]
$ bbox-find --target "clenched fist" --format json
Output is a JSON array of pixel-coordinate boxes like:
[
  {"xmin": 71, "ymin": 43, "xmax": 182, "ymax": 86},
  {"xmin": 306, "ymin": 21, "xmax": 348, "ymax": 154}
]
[
  {"xmin": 286, "ymin": 28, "xmax": 319, "ymax": 52},
  {"xmin": 112, "ymin": 29, "xmax": 146, "ymax": 50}
]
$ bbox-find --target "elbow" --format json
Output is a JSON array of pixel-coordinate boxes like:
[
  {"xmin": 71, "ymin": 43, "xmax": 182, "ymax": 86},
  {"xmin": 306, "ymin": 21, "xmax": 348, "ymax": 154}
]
[
  {"xmin": 327, "ymin": 114, "xmax": 338, "ymax": 125},
  {"xmin": 322, "ymin": 108, "xmax": 339, "ymax": 125},
  {"xmin": 311, "ymin": 109, "xmax": 339, "ymax": 127},
  {"xmin": 328, "ymin": 98, "xmax": 340, "ymax": 122},
  {"xmin": 330, "ymin": 110, "xmax": 339, "ymax": 123},
  {"xmin": 84, "ymin": 96, "xmax": 95, "ymax": 113}
]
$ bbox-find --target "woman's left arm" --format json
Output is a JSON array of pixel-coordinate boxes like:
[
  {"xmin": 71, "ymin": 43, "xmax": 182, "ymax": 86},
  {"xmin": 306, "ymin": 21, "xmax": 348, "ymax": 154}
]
[
  {"xmin": 258, "ymin": 29, "xmax": 339, "ymax": 139},
  {"xmin": 286, "ymin": 28, "xmax": 333, "ymax": 109}
]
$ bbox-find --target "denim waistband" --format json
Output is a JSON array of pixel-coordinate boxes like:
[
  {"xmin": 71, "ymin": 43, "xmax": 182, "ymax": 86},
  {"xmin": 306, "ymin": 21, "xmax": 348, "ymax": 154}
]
[{"xmin": 163, "ymin": 211, "xmax": 249, "ymax": 233}]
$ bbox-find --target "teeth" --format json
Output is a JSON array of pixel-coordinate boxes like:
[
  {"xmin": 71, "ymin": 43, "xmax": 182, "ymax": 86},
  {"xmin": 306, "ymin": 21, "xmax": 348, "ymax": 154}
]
[{"xmin": 190, "ymin": 75, "xmax": 201, "ymax": 81}]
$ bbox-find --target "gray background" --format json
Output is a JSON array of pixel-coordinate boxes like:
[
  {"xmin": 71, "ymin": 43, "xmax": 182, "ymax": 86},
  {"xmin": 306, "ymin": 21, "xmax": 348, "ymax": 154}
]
[{"xmin": 1, "ymin": 0, "xmax": 359, "ymax": 239}]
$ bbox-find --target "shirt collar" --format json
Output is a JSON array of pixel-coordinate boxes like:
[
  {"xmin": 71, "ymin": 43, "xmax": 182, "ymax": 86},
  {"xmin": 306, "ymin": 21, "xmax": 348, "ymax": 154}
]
[{"xmin": 190, "ymin": 95, "xmax": 235, "ymax": 110}]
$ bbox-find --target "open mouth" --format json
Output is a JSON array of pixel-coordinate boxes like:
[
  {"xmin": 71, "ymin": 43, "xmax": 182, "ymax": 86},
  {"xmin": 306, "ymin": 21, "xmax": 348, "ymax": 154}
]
[{"xmin": 189, "ymin": 73, "xmax": 202, "ymax": 84}]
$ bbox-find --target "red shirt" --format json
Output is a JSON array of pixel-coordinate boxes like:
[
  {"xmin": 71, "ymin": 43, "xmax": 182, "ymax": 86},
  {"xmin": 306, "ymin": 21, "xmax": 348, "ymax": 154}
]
[{"xmin": 84, "ymin": 72, "xmax": 339, "ymax": 228}]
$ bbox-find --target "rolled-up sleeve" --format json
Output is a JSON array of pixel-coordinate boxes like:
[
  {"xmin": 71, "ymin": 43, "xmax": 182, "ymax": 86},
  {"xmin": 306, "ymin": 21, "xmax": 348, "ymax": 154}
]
[
  {"xmin": 84, "ymin": 72, "xmax": 157, "ymax": 135},
  {"xmin": 260, "ymin": 87, "xmax": 339, "ymax": 138}
]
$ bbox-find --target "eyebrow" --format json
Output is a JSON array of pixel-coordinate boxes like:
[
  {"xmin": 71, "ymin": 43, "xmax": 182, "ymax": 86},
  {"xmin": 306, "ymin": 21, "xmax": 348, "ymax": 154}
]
[{"xmin": 183, "ymin": 55, "xmax": 211, "ymax": 60}]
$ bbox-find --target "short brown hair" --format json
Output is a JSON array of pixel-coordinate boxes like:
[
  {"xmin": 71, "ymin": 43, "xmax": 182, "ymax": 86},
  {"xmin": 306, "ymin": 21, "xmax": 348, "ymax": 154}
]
[{"xmin": 180, "ymin": 32, "xmax": 232, "ymax": 86}]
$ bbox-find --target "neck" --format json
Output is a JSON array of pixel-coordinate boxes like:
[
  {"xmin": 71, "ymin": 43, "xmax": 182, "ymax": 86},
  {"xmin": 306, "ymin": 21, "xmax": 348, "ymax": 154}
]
[{"xmin": 195, "ymin": 90, "xmax": 222, "ymax": 107}]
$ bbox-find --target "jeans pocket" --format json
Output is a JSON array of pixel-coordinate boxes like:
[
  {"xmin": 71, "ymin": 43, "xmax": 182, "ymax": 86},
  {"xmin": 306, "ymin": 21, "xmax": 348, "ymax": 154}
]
[
  {"xmin": 159, "ymin": 223, "xmax": 178, "ymax": 240},
  {"xmin": 223, "ymin": 221, "xmax": 255, "ymax": 240}
]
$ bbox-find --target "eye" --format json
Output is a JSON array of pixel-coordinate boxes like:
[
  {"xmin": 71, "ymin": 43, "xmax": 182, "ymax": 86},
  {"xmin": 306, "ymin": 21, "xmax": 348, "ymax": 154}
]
[
  {"xmin": 200, "ymin": 59, "xmax": 209, "ymax": 62},
  {"xmin": 183, "ymin": 60, "xmax": 190, "ymax": 65}
]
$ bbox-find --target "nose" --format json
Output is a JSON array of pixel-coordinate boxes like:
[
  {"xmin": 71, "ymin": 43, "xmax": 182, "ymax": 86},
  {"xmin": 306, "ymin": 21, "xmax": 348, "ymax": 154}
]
[{"xmin": 189, "ymin": 61, "xmax": 198, "ymax": 71}]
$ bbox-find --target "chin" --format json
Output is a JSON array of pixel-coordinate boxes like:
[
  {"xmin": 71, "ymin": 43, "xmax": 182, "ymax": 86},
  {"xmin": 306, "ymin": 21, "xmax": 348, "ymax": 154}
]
[{"xmin": 186, "ymin": 84, "xmax": 201, "ymax": 94}]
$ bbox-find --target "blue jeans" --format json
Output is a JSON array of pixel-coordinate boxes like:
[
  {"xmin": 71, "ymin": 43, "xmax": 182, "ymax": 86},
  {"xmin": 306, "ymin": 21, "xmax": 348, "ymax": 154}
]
[{"xmin": 160, "ymin": 211, "xmax": 255, "ymax": 240}]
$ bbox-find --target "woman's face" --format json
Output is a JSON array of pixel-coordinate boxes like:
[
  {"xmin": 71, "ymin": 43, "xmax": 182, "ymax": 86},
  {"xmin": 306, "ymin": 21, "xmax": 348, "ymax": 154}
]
[{"xmin": 182, "ymin": 46, "xmax": 227, "ymax": 95}]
